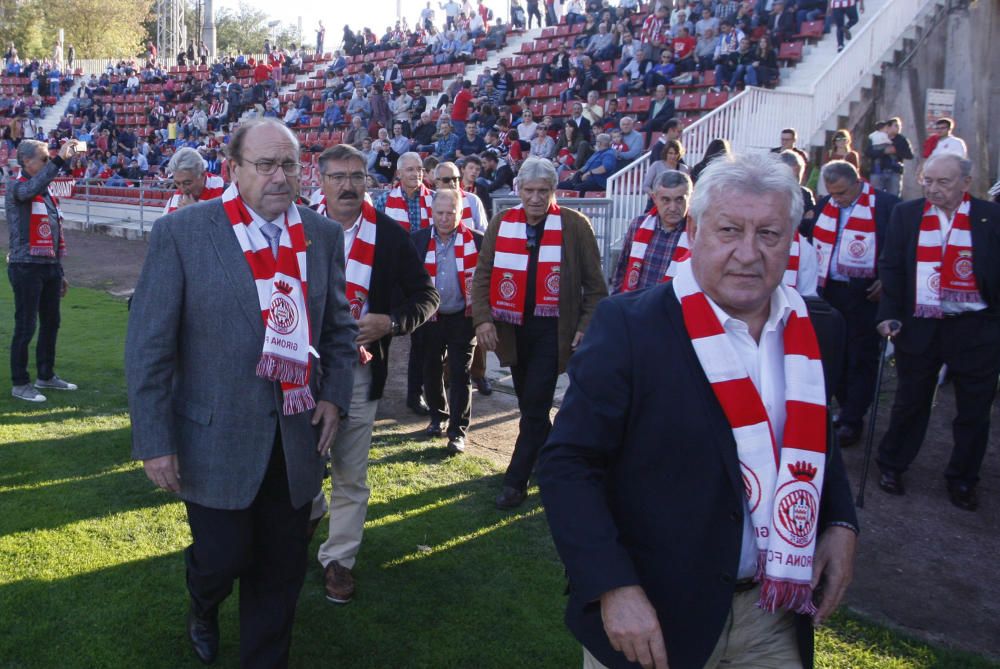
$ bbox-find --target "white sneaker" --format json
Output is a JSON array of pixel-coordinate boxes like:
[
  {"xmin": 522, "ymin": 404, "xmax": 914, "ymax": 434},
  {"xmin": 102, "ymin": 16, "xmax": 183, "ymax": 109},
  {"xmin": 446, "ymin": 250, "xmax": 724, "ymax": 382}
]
[
  {"xmin": 12, "ymin": 384, "xmax": 47, "ymax": 402},
  {"xmin": 35, "ymin": 375, "xmax": 78, "ymax": 391}
]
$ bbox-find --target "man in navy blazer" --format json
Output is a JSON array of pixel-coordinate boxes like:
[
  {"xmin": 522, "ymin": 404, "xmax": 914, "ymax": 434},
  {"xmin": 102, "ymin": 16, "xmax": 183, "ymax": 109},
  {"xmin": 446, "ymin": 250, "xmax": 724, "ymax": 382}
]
[
  {"xmin": 538, "ymin": 153, "xmax": 858, "ymax": 669},
  {"xmin": 801, "ymin": 161, "xmax": 900, "ymax": 446}
]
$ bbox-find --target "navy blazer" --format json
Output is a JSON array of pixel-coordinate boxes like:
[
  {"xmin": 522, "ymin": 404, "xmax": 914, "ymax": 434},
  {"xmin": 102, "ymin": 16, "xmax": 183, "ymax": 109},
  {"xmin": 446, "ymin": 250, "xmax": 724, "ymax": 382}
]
[
  {"xmin": 537, "ymin": 283, "xmax": 857, "ymax": 669},
  {"xmin": 801, "ymin": 187, "xmax": 900, "ymax": 293},
  {"xmin": 876, "ymin": 196, "xmax": 1000, "ymax": 354}
]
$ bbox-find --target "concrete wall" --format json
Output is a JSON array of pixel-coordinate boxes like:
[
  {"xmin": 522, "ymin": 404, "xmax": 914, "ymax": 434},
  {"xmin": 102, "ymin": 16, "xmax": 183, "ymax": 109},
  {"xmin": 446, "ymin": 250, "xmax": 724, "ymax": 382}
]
[{"xmin": 874, "ymin": 0, "xmax": 998, "ymax": 199}]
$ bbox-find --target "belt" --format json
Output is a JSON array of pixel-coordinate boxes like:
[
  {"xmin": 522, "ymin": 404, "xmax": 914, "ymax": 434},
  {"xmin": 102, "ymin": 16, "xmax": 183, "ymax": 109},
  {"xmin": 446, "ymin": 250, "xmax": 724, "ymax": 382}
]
[{"xmin": 734, "ymin": 579, "xmax": 756, "ymax": 593}]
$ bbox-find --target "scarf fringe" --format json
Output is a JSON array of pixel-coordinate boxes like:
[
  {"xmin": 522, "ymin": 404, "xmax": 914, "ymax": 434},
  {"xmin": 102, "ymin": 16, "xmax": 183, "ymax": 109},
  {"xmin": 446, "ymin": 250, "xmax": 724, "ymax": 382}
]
[
  {"xmin": 282, "ymin": 385, "xmax": 316, "ymax": 415},
  {"xmin": 758, "ymin": 578, "xmax": 817, "ymax": 616},
  {"xmin": 257, "ymin": 354, "xmax": 309, "ymax": 386},
  {"xmin": 839, "ymin": 266, "xmax": 876, "ymax": 279},
  {"xmin": 940, "ymin": 289, "xmax": 982, "ymax": 303},
  {"xmin": 914, "ymin": 304, "xmax": 943, "ymax": 319},
  {"xmin": 533, "ymin": 305, "xmax": 560, "ymax": 318},
  {"xmin": 30, "ymin": 248, "xmax": 56, "ymax": 257},
  {"xmin": 492, "ymin": 308, "xmax": 524, "ymax": 326}
]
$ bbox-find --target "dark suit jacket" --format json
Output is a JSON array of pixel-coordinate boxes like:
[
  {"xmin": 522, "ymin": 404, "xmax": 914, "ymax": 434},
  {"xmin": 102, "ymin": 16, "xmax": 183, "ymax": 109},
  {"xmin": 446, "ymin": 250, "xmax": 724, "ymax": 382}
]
[
  {"xmin": 877, "ymin": 196, "xmax": 1000, "ymax": 354},
  {"xmin": 126, "ymin": 201, "xmax": 359, "ymax": 510},
  {"xmin": 641, "ymin": 97, "xmax": 676, "ymax": 126},
  {"xmin": 362, "ymin": 210, "xmax": 440, "ymax": 399},
  {"xmin": 411, "ymin": 225, "xmax": 484, "ymax": 317},
  {"xmin": 802, "ymin": 187, "xmax": 900, "ymax": 293},
  {"xmin": 537, "ymin": 283, "xmax": 857, "ymax": 669}
]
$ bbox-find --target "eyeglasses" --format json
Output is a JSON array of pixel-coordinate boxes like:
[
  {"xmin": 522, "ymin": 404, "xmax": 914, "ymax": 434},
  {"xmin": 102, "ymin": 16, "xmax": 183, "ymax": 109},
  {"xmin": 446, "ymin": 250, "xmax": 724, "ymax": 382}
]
[
  {"xmin": 436, "ymin": 176, "xmax": 460, "ymax": 184},
  {"xmin": 243, "ymin": 159, "xmax": 302, "ymax": 176},
  {"xmin": 323, "ymin": 172, "xmax": 367, "ymax": 185}
]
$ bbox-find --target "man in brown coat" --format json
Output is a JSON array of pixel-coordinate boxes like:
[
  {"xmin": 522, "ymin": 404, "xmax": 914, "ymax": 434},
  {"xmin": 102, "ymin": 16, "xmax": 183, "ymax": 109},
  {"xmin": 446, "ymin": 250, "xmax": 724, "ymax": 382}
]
[{"xmin": 472, "ymin": 156, "xmax": 608, "ymax": 509}]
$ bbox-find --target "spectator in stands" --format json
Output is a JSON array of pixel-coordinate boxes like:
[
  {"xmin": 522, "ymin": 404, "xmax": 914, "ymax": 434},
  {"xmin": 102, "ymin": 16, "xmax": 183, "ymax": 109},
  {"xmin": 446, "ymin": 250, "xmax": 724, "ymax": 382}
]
[
  {"xmin": 925, "ymin": 117, "xmax": 968, "ymax": 159},
  {"xmin": 585, "ymin": 23, "xmax": 617, "ymax": 62},
  {"xmin": 695, "ymin": 7, "xmax": 720, "ymax": 36},
  {"xmin": 639, "ymin": 84, "xmax": 677, "ymax": 145},
  {"xmin": 616, "ymin": 32, "xmax": 640, "ymax": 77},
  {"xmin": 776, "ymin": 149, "xmax": 819, "ymax": 227},
  {"xmin": 643, "ymin": 138, "xmax": 690, "ymax": 203},
  {"xmin": 817, "ymin": 129, "xmax": 859, "ymax": 195},
  {"xmin": 492, "ymin": 63, "xmax": 515, "ymax": 104},
  {"xmin": 457, "ymin": 121, "xmax": 486, "ymax": 158},
  {"xmin": 482, "ymin": 17, "xmax": 509, "ymax": 50},
  {"xmin": 640, "ymin": 5, "xmax": 672, "ymax": 61},
  {"xmin": 328, "ymin": 51, "xmax": 347, "ymax": 75},
  {"xmin": 321, "ymin": 99, "xmax": 345, "ymax": 132},
  {"xmin": 690, "ymin": 137, "xmax": 731, "ymax": 182},
  {"xmin": 564, "ymin": 101, "xmax": 593, "ymax": 143},
  {"xmin": 867, "ymin": 116, "xmax": 913, "ymax": 197},
  {"xmin": 390, "ymin": 88, "xmax": 414, "ymax": 134},
  {"xmin": 764, "ymin": 1, "xmax": 796, "ymax": 46},
  {"xmin": 530, "ymin": 124, "xmax": 556, "ymax": 160},
  {"xmin": 712, "ymin": 21, "xmax": 744, "ymax": 91},
  {"xmin": 672, "ymin": 26, "xmax": 697, "ymax": 70},
  {"xmin": 369, "ymin": 130, "xmax": 400, "ymax": 184},
  {"xmin": 752, "ymin": 35, "xmax": 780, "ymax": 87},
  {"xmin": 432, "ymin": 120, "xmax": 460, "ymax": 161},
  {"xmin": 644, "ymin": 50, "xmax": 678, "ymax": 91},
  {"xmin": 693, "ymin": 27, "xmax": 718, "ymax": 74},
  {"xmin": 410, "ymin": 111, "xmax": 437, "ymax": 151},
  {"xmin": 831, "ymin": 0, "xmax": 863, "ymax": 53},
  {"xmin": 389, "ymin": 122, "xmax": 410, "ymax": 155},
  {"xmin": 346, "ymin": 89, "xmax": 371, "ymax": 125},
  {"xmin": 557, "ymin": 132, "xmax": 615, "ymax": 194},
  {"xmin": 282, "ymin": 101, "xmax": 301, "ymax": 127},
  {"xmin": 612, "ymin": 169, "xmax": 692, "ymax": 294},
  {"xmin": 516, "ymin": 108, "xmax": 539, "ymax": 142},
  {"xmin": 579, "ymin": 55, "xmax": 607, "ymax": 97},
  {"xmin": 477, "ymin": 149, "xmax": 515, "ymax": 194},
  {"xmin": 555, "ymin": 122, "xmax": 591, "ymax": 175},
  {"xmin": 345, "ymin": 115, "xmax": 370, "ymax": 149},
  {"xmin": 450, "ymin": 80, "xmax": 474, "ymax": 138},
  {"xmin": 615, "ymin": 116, "xmax": 644, "ymax": 168},
  {"xmin": 727, "ymin": 37, "xmax": 759, "ymax": 89},
  {"xmin": 541, "ymin": 44, "xmax": 572, "ymax": 84},
  {"xmin": 441, "ymin": 0, "xmax": 462, "ymax": 29}
]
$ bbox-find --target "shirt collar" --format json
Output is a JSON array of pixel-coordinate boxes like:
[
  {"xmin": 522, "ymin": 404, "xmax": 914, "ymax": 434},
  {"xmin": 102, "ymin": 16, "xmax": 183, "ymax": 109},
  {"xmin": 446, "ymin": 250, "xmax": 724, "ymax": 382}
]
[{"xmin": 703, "ymin": 282, "xmax": 793, "ymax": 336}]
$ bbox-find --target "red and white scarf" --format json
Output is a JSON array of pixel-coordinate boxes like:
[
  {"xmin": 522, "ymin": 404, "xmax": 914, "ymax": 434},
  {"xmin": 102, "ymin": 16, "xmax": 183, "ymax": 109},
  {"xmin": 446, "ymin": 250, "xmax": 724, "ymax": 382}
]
[
  {"xmin": 672, "ymin": 260, "xmax": 827, "ymax": 615},
  {"xmin": 458, "ymin": 188, "xmax": 476, "ymax": 230},
  {"xmin": 812, "ymin": 181, "xmax": 877, "ymax": 286},
  {"xmin": 221, "ymin": 183, "xmax": 314, "ymax": 415},
  {"xmin": 424, "ymin": 222, "xmax": 478, "ymax": 317},
  {"xmin": 383, "ymin": 183, "xmax": 433, "ymax": 231},
  {"xmin": 489, "ymin": 203, "xmax": 562, "ymax": 324},
  {"xmin": 624, "ymin": 208, "xmax": 687, "ymax": 291},
  {"xmin": 163, "ymin": 173, "xmax": 225, "ymax": 214},
  {"xmin": 19, "ymin": 176, "xmax": 66, "ymax": 258},
  {"xmin": 915, "ymin": 193, "xmax": 982, "ymax": 318}
]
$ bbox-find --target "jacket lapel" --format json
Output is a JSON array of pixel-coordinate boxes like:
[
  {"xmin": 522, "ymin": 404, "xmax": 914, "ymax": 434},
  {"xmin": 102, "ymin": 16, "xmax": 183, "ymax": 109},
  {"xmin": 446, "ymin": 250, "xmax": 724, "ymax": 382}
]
[
  {"xmin": 661, "ymin": 284, "xmax": 744, "ymax": 499},
  {"xmin": 207, "ymin": 204, "xmax": 266, "ymax": 341}
]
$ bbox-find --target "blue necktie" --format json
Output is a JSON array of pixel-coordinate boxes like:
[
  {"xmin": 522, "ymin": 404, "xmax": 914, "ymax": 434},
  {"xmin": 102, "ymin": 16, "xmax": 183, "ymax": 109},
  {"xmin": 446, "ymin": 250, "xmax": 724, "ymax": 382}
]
[{"xmin": 261, "ymin": 222, "xmax": 282, "ymax": 259}]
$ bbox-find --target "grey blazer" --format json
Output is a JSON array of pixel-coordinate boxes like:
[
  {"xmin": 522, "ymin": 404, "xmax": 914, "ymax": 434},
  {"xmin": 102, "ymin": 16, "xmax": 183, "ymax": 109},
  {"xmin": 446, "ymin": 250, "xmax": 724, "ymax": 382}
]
[{"xmin": 125, "ymin": 199, "xmax": 359, "ymax": 510}]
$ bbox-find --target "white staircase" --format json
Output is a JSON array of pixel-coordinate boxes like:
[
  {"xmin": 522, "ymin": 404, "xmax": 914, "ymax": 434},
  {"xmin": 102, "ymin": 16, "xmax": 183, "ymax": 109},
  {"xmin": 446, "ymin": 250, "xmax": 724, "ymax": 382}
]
[
  {"xmin": 37, "ymin": 80, "xmax": 84, "ymax": 135},
  {"xmin": 444, "ymin": 27, "xmax": 543, "ymax": 92}
]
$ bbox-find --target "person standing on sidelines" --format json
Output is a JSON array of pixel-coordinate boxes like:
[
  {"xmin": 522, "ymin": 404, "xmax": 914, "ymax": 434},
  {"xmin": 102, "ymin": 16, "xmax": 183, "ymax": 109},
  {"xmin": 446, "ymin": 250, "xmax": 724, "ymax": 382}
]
[
  {"xmin": 471, "ymin": 157, "xmax": 607, "ymax": 509},
  {"xmin": 126, "ymin": 119, "xmax": 359, "ymax": 666},
  {"xmin": 163, "ymin": 147, "xmax": 225, "ymax": 214},
  {"xmin": 7, "ymin": 138, "xmax": 81, "ymax": 402},
  {"xmin": 875, "ymin": 153, "xmax": 1000, "ymax": 512},
  {"xmin": 802, "ymin": 160, "xmax": 898, "ymax": 446},
  {"xmin": 412, "ymin": 189, "xmax": 483, "ymax": 454},
  {"xmin": 308, "ymin": 143, "xmax": 438, "ymax": 604}
]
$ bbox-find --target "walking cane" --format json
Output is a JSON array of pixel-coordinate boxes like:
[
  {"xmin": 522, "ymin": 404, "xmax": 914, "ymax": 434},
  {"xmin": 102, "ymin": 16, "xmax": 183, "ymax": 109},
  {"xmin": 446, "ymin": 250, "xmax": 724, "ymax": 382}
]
[{"xmin": 855, "ymin": 320, "xmax": 901, "ymax": 509}]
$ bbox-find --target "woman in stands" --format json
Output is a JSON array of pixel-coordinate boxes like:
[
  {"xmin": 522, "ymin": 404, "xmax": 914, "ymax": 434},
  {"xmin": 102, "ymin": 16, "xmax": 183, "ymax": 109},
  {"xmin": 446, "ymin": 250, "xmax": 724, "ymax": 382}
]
[
  {"xmin": 753, "ymin": 36, "xmax": 780, "ymax": 88},
  {"xmin": 817, "ymin": 129, "xmax": 860, "ymax": 195},
  {"xmin": 642, "ymin": 139, "xmax": 690, "ymax": 209},
  {"xmin": 689, "ymin": 138, "xmax": 731, "ymax": 183},
  {"xmin": 530, "ymin": 124, "xmax": 556, "ymax": 160},
  {"xmin": 561, "ymin": 67, "xmax": 586, "ymax": 103},
  {"xmin": 555, "ymin": 122, "xmax": 591, "ymax": 175}
]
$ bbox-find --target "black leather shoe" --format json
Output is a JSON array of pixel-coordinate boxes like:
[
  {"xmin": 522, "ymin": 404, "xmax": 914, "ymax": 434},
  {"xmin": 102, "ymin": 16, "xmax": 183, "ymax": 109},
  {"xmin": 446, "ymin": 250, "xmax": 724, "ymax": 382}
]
[
  {"xmin": 835, "ymin": 423, "xmax": 861, "ymax": 447},
  {"xmin": 474, "ymin": 377, "xmax": 493, "ymax": 396},
  {"xmin": 187, "ymin": 602, "xmax": 219, "ymax": 664},
  {"xmin": 447, "ymin": 436, "xmax": 466, "ymax": 454},
  {"xmin": 878, "ymin": 471, "xmax": 905, "ymax": 496},
  {"xmin": 407, "ymin": 394, "xmax": 430, "ymax": 415},
  {"xmin": 495, "ymin": 486, "xmax": 527, "ymax": 510},
  {"xmin": 947, "ymin": 482, "xmax": 978, "ymax": 511},
  {"xmin": 424, "ymin": 421, "xmax": 444, "ymax": 438}
]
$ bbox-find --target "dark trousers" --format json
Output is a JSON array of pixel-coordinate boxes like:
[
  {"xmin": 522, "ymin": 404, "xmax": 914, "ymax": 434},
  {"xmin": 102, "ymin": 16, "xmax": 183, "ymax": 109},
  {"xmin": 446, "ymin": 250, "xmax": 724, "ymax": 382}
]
[
  {"xmin": 833, "ymin": 7, "xmax": 859, "ymax": 47},
  {"xmin": 407, "ymin": 329, "xmax": 425, "ymax": 400},
  {"xmin": 8, "ymin": 263, "xmax": 62, "ymax": 386},
  {"xmin": 422, "ymin": 312, "xmax": 476, "ymax": 438},
  {"xmin": 820, "ymin": 280, "xmax": 880, "ymax": 430},
  {"xmin": 505, "ymin": 316, "xmax": 560, "ymax": 490},
  {"xmin": 184, "ymin": 435, "xmax": 310, "ymax": 669},
  {"xmin": 877, "ymin": 312, "xmax": 1000, "ymax": 486}
]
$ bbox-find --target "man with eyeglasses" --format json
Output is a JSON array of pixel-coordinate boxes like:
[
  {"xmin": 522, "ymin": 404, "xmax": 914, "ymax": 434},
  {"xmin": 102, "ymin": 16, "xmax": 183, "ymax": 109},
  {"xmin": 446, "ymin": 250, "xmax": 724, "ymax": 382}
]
[
  {"xmin": 436, "ymin": 161, "xmax": 493, "ymax": 395},
  {"xmin": 875, "ymin": 153, "xmax": 1000, "ymax": 512},
  {"xmin": 126, "ymin": 119, "xmax": 359, "ymax": 666},
  {"xmin": 308, "ymin": 143, "xmax": 438, "ymax": 604}
]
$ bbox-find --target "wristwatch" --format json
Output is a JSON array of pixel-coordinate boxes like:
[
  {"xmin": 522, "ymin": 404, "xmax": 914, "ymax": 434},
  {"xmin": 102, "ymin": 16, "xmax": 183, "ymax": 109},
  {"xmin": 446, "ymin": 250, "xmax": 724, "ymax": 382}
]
[{"xmin": 390, "ymin": 317, "xmax": 401, "ymax": 337}]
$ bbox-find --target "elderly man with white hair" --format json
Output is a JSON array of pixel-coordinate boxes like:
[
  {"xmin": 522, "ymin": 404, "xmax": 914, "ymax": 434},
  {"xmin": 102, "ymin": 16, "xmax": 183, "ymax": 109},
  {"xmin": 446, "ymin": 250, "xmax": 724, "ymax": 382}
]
[
  {"xmin": 163, "ymin": 146, "xmax": 224, "ymax": 214},
  {"xmin": 538, "ymin": 151, "xmax": 858, "ymax": 669},
  {"xmin": 876, "ymin": 152, "xmax": 1000, "ymax": 511},
  {"xmin": 471, "ymin": 156, "xmax": 608, "ymax": 509}
]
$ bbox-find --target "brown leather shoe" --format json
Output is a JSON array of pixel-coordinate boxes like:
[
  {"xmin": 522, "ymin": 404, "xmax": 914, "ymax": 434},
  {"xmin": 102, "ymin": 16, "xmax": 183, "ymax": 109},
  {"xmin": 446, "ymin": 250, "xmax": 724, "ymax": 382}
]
[{"xmin": 324, "ymin": 561, "xmax": 355, "ymax": 604}]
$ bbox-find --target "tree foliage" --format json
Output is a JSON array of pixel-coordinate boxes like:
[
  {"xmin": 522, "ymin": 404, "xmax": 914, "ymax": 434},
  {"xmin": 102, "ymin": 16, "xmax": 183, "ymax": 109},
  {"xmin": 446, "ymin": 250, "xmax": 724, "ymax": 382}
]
[
  {"xmin": 1, "ymin": 0, "xmax": 154, "ymax": 60},
  {"xmin": 214, "ymin": 2, "xmax": 271, "ymax": 56}
]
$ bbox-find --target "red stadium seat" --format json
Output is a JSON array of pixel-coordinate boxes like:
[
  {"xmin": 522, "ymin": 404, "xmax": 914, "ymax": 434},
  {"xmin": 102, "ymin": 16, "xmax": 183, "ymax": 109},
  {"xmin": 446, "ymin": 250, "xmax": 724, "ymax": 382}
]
[
  {"xmin": 677, "ymin": 93, "xmax": 702, "ymax": 111},
  {"xmin": 795, "ymin": 20, "xmax": 824, "ymax": 40},
  {"xmin": 778, "ymin": 41, "xmax": 804, "ymax": 63}
]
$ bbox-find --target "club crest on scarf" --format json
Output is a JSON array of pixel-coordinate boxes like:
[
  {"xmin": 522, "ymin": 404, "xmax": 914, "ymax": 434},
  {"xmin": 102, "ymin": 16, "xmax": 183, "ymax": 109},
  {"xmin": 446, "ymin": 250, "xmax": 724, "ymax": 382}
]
[
  {"xmin": 774, "ymin": 461, "xmax": 819, "ymax": 550},
  {"xmin": 489, "ymin": 203, "xmax": 562, "ymax": 324},
  {"xmin": 269, "ymin": 280, "xmax": 299, "ymax": 336}
]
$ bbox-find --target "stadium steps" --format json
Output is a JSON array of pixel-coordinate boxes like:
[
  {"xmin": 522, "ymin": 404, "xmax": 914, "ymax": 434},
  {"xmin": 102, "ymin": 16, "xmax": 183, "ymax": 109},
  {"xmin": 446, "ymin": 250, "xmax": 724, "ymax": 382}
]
[{"xmin": 36, "ymin": 79, "xmax": 84, "ymax": 136}]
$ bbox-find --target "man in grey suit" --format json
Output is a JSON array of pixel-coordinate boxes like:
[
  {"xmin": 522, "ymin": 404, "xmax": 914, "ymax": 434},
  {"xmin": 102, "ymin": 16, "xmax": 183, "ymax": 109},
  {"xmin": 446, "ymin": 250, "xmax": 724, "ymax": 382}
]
[{"xmin": 125, "ymin": 118, "xmax": 358, "ymax": 668}]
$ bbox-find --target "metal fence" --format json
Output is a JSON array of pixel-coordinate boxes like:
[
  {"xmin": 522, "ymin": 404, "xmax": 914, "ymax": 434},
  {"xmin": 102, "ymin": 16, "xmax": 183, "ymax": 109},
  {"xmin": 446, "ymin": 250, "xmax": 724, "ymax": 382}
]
[{"xmin": 492, "ymin": 196, "xmax": 615, "ymax": 277}]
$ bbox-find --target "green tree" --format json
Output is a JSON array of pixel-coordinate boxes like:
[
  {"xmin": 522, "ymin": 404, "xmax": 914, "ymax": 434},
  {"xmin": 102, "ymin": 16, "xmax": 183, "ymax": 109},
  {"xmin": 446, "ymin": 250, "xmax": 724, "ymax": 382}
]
[{"xmin": 214, "ymin": 2, "xmax": 270, "ymax": 56}]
